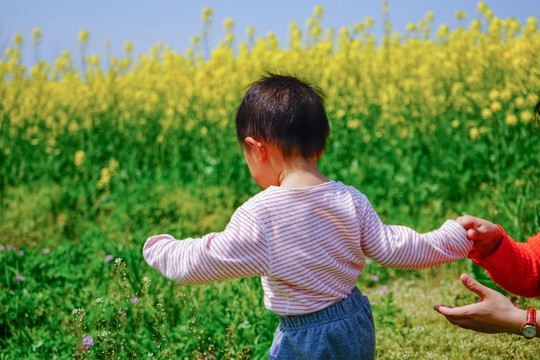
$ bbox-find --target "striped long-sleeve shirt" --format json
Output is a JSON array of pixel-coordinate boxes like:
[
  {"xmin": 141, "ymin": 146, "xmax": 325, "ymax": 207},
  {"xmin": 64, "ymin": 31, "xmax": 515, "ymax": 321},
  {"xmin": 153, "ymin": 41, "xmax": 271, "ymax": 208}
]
[{"xmin": 143, "ymin": 180, "xmax": 471, "ymax": 315}]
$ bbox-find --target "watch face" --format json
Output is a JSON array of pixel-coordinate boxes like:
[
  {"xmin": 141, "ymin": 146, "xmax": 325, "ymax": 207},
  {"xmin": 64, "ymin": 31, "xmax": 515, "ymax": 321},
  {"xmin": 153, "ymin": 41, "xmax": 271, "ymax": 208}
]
[{"xmin": 523, "ymin": 326, "xmax": 537, "ymax": 338}]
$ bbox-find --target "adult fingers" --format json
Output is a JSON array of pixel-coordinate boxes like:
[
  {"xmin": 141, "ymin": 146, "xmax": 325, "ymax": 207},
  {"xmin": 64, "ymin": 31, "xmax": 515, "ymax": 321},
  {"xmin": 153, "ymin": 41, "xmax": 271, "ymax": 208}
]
[
  {"xmin": 434, "ymin": 303, "xmax": 473, "ymax": 317},
  {"xmin": 433, "ymin": 304, "xmax": 453, "ymax": 315},
  {"xmin": 460, "ymin": 273, "xmax": 491, "ymax": 298}
]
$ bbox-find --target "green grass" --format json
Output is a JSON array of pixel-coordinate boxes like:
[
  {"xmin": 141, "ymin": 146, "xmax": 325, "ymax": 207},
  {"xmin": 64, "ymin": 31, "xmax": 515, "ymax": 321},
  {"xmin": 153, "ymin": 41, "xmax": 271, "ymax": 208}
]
[{"xmin": 1, "ymin": 178, "xmax": 538, "ymax": 359}]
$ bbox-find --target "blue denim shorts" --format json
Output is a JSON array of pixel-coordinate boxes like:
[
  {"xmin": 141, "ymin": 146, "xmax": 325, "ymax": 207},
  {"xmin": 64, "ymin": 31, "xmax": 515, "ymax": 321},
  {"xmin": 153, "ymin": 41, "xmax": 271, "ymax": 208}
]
[{"xmin": 268, "ymin": 287, "xmax": 375, "ymax": 360}]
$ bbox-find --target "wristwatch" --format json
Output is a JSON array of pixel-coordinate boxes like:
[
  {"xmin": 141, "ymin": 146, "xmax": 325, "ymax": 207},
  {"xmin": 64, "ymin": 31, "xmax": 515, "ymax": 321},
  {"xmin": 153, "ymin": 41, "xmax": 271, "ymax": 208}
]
[{"xmin": 520, "ymin": 308, "xmax": 537, "ymax": 339}]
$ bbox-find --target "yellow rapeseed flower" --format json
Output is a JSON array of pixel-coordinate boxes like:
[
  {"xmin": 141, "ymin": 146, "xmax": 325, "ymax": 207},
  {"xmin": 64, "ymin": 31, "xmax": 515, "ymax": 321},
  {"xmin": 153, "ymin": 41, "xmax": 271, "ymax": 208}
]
[
  {"xmin": 74, "ymin": 150, "xmax": 85, "ymax": 167},
  {"xmin": 524, "ymin": 17, "xmax": 537, "ymax": 35},
  {"xmin": 490, "ymin": 101, "xmax": 502, "ymax": 113},
  {"xmin": 223, "ymin": 18, "xmax": 234, "ymax": 31},
  {"xmin": 525, "ymin": 93, "xmax": 538, "ymax": 106},
  {"xmin": 520, "ymin": 111, "xmax": 532, "ymax": 123},
  {"xmin": 365, "ymin": 17, "xmax": 374, "ymax": 28},
  {"xmin": 14, "ymin": 34, "xmax": 24, "ymax": 46},
  {"xmin": 437, "ymin": 24, "xmax": 449, "ymax": 39},
  {"xmin": 481, "ymin": 108, "xmax": 492, "ymax": 119},
  {"xmin": 124, "ymin": 41, "xmax": 134, "ymax": 53},
  {"xmin": 32, "ymin": 28, "xmax": 42, "ymax": 46},
  {"xmin": 499, "ymin": 89, "xmax": 511, "ymax": 102},
  {"xmin": 78, "ymin": 30, "xmax": 89, "ymax": 43},
  {"xmin": 400, "ymin": 128, "xmax": 408, "ymax": 139},
  {"xmin": 455, "ymin": 10, "xmax": 467, "ymax": 20},
  {"xmin": 505, "ymin": 113, "xmax": 518, "ymax": 126},
  {"xmin": 478, "ymin": 2, "xmax": 488, "ymax": 14},
  {"xmin": 69, "ymin": 122, "xmax": 79, "ymax": 133},
  {"xmin": 97, "ymin": 168, "xmax": 111, "ymax": 189},
  {"xmin": 108, "ymin": 158, "xmax": 119, "ymax": 172},
  {"xmin": 347, "ymin": 119, "xmax": 360, "ymax": 129},
  {"xmin": 488, "ymin": 89, "xmax": 499, "ymax": 101},
  {"xmin": 310, "ymin": 25, "xmax": 322, "ymax": 37},
  {"xmin": 202, "ymin": 7, "xmax": 214, "ymax": 22},
  {"xmin": 469, "ymin": 127, "xmax": 479, "ymax": 140}
]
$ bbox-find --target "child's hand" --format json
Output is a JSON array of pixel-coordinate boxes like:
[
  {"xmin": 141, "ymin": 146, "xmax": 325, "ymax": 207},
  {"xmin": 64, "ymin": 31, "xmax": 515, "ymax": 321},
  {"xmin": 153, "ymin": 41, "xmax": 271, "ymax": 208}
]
[{"xmin": 456, "ymin": 215, "xmax": 503, "ymax": 261}]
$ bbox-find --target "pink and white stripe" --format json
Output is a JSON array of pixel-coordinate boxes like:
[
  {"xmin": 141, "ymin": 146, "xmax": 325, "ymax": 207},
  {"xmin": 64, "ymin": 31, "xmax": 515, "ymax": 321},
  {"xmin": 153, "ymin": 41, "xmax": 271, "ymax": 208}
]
[{"xmin": 143, "ymin": 180, "xmax": 471, "ymax": 315}]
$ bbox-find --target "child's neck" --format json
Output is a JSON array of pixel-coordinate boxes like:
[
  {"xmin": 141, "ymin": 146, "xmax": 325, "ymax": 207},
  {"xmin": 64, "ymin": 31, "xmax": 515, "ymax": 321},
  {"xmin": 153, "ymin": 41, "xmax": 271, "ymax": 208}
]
[{"xmin": 277, "ymin": 157, "xmax": 329, "ymax": 189}]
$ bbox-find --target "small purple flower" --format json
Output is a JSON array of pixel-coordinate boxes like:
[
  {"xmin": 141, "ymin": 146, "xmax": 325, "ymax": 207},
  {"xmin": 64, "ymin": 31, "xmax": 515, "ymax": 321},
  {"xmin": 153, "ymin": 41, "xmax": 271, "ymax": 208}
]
[
  {"xmin": 82, "ymin": 336, "xmax": 94, "ymax": 349},
  {"xmin": 43, "ymin": 248, "xmax": 50, "ymax": 254},
  {"xmin": 131, "ymin": 296, "xmax": 138, "ymax": 303},
  {"xmin": 365, "ymin": 258, "xmax": 372, "ymax": 265},
  {"xmin": 15, "ymin": 274, "xmax": 25, "ymax": 281},
  {"xmin": 379, "ymin": 286, "xmax": 389, "ymax": 295},
  {"xmin": 18, "ymin": 250, "xmax": 24, "ymax": 255},
  {"xmin": 104, "ymin": 255, "xmax": 114, "ymax": 262},
  {"xmin": 0, "ymin": 245, "xmax": 5, "ymax": 252},
  {"xmin": 370, "ymin": 275, "xmax": 379, "ymax": 282}
]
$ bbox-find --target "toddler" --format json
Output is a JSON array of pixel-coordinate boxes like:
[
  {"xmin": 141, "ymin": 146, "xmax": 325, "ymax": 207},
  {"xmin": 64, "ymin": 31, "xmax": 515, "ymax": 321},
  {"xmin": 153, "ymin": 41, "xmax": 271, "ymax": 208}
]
[{"xmin": 143, "ymin": 74, "xmax": 472, "ymax": 359}]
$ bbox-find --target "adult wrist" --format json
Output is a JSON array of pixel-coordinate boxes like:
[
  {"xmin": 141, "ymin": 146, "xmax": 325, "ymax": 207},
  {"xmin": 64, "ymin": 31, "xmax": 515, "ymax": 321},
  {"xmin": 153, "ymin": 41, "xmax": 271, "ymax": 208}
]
[
  {"xmin": 510, "ymin": 308, "xmax": 539, "ymax": 338},
  {"xmin": 491, "ymin": 225, "xmax": 504, "ymax": 252},
  {"xmin": 508, "ymin": 308, "xmax": 527, "ymax": 336}
]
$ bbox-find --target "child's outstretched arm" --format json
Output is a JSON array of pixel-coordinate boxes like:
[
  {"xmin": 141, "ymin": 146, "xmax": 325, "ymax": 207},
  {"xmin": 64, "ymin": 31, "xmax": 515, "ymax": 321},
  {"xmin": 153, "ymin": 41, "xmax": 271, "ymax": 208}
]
[
  {"xmin": 143, "ymin": 206, "xmax": 269, "ymax": 284},
  {"xmin": 357, "ymin": 196, "xmax": 472, "ymax": 269}
]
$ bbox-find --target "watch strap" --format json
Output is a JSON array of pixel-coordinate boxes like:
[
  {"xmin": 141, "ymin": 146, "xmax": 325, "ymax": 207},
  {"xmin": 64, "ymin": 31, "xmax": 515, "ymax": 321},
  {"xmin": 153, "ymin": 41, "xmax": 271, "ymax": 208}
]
[
  {"xmin": 521, "ymin": 308, "xmax": 537, "ymax": 339},
  {"xmin": 525, "ymin": 308, "xmax": 536, "ymax": 326}
]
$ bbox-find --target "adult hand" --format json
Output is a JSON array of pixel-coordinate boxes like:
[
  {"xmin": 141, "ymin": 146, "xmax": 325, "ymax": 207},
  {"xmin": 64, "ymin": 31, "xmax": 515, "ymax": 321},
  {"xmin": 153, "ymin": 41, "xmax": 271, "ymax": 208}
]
[
  {"xmin": 434, "ymin": 274, "xmax": 525, "ymax": 335},
  {"xmin": 456, "ymin": 215, "xmax": 503, "ymax": 260}
]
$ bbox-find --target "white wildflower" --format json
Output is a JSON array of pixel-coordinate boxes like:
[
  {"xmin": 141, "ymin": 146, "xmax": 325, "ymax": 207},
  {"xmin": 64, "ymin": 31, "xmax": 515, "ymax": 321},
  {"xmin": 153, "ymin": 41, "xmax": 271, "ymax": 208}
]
[{"xmin": 71, "ymin": 308, "xmax": 84, "ymax": 316}]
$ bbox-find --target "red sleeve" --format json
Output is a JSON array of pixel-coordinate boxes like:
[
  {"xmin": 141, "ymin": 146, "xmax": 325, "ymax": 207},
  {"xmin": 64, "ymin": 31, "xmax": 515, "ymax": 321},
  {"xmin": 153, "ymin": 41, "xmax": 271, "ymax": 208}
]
[{"xmin": 472, "ymin": 226, "xmax": 540, "ymax": 298}]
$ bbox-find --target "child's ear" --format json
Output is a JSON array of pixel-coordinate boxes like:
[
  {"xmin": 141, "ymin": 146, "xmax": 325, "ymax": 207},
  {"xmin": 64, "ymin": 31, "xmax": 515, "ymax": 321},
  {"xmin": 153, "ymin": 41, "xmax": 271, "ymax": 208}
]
[
  {"xmin": 244, "ymin": 137, "xmax": 267, "ymax": 161},
  {"xmin": 316, "ymin": 149, "xmax": 324, "ymax": 159},
  {"xmin": 244, "ymin": 136, "xmax": 258, "ymax": 149}
]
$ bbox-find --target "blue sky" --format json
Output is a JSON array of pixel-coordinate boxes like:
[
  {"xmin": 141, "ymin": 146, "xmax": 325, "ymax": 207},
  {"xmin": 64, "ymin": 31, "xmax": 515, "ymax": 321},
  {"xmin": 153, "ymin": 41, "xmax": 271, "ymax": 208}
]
[{"xmin": 2, "ymin": 0, "xmax": 540, "ymax": 67}]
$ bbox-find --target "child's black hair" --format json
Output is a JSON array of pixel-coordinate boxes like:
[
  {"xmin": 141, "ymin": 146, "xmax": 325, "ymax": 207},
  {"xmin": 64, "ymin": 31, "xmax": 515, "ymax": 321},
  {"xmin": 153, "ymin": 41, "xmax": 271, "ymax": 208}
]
[{"xmin": 235, "ymin": 73, "xmax": 329, "ymax": 159}]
